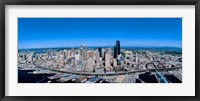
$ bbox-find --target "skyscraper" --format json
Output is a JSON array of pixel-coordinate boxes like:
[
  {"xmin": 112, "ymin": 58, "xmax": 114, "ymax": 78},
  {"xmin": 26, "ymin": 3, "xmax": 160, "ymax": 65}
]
[
  {"xmin": 71, "ymin": 48, "xmax": 75, "ymax": 58},
  {"xmin": 98, "ymin": 47, "xmax": 102, "ymax": 57},
  {"xmin": 114, "ymin": 45, "xmax": 117, "ymax": 58},
  {"xmin": 116, "ymin": 40, "xmax": 120, "ymax": 55},
  {"xmin": 80, "ymin": 44, "xmax": 87, "ymax": 61},
  {"xmin": 105, "ymin": 48, "xmax": 111, "ymax": 68},
  {"xmin": 114, "ymin": 40, "xmax": 120, "ymax": 58},
  {"xmin": 135, "ymin": 53, "xmax": 138, "ymax": 64},
  {"xmin": 63, "ymin": 49, "xmax": 68, "ymax": 59},
  {"xmin": 95, "ymin": 51, "xmax": 100, "ymax": 65},
  {"xmin": 80, "ymin": 44, "xmax": 84, "ymax": 57}
]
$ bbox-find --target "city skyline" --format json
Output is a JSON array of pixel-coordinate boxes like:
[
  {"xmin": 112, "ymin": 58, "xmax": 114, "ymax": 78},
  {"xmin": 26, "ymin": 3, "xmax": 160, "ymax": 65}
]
[
  {"xmin": 18, "ymin": 40, "xmax": 182, "ymax": 83},
  {"xmin": 18, "ymin": 18, "xmax": 182, "ymax": 49}
]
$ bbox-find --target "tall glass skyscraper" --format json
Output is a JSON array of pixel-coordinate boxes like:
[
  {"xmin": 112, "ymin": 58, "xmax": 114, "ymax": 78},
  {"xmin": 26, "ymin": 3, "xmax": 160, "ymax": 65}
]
[
  {"xmin": 114, "ymin": 40, "xmax": 120, "ymax": 58},
  {"xmin": 80, "ymin": 44, "xmax": 87, "ymax": 61},
  {"xmin": 116, "ymin": 40, "xmax": 120, "ymax": 55},
  {"xmin": 98, "ymin": 47, "xmax": 102, "ymax": 57}
]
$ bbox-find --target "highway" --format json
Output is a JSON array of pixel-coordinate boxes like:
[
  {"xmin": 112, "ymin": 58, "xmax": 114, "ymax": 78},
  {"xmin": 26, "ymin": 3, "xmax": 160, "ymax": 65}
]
[{"xmin": 35, "ymin": 65, "xmax": 181, "ymax": 76}]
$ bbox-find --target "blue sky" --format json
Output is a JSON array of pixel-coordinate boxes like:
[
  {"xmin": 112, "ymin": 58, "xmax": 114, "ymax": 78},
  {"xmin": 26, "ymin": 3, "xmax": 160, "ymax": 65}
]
[{"xmin": 18, "ymin": 18, "xmax": 182, "ymax": 49}]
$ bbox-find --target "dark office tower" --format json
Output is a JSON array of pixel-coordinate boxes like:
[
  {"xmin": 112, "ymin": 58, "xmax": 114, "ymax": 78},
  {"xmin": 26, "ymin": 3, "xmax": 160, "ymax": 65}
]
[
  {"xmin": 98, "ymin": 47, "xmax": 102, "ymax": 57},
  {"xmin": 103, "ymin": 51, "xmax": 106, "ymax": 61},
  {"xmin": 116, "ymin": 40, "xmax": 120, "ymax": 55},
  {"xmin": 114, "ymin": 45, "xmax": 117, "ymax": 58}
]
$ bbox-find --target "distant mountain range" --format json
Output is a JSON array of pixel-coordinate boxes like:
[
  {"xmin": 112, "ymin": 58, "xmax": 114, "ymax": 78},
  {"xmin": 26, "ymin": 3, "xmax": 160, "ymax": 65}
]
[{"xmin": 18, "ymin": 46, "xmax": 181, "ymax": 50}]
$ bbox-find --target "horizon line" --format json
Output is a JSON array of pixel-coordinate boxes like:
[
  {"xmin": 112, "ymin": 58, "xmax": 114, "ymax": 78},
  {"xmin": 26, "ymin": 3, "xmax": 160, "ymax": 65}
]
[{"xmin": 18, "ymin": 45, "xmax": 182, "ymax": 50}]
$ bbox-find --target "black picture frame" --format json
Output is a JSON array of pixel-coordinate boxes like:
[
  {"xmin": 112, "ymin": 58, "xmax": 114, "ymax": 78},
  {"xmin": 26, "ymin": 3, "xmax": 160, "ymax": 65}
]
[{"xmin": 0, "ymin": 0, "xmax": 200, "ymax": 101}]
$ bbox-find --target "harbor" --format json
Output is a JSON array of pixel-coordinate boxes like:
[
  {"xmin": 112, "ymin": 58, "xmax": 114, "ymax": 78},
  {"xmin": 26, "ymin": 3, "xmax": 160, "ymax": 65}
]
[{"xmin": 18, "ymin": 69, "xmax": 182, "ymax": 83}]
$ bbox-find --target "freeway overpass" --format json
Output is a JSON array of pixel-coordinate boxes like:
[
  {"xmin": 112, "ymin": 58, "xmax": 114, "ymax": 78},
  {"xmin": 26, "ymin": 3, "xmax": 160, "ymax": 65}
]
[{"xmin": 36, "ymin": 65, "xmax": 181, "ymax": 76}]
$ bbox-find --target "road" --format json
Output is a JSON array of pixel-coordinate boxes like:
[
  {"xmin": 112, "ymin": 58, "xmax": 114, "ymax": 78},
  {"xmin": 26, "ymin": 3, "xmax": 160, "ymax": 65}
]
[{"xmin": 36, "ymin": 65, "xmax": 181, "ymax": 76}]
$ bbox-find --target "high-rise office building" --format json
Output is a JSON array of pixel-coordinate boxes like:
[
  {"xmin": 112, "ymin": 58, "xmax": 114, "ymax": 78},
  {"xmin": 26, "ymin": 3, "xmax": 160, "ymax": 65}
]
[
  {"xmin": 67, "ymin": 51, "xmax": 71, "ymax": 58},
  {"xmin": 116, "ymin": 40, "xmax": 120, "ymax": 55},
  {"xmin": 80, "ymin": 44, "xmax": 85, "ymax": 57},
  {"xmin": 70, "ymin": 48, "xmax": 75, "ymax": 58},
  {"xmin": 105, "ymin": 48, "xmax": 111, "ymax": 68},
  {"xmin": 98, "ymin": 47, "xmax": 102, "ymax": 57},
  {"xmin": 95, "ymin": 51, "xmax": 100, "ymax": 64},
  {"xmin": 114, "ymin": 45, "xmax": 117, "ymax": 58},
  {"xmin": 80, "ymin": 44, "xmax": 87, "ymax": 61},
  {"xmin": 114, "ymin": 40, "xmax": 120, "ymax": 58},
  {"xmin": 63, "ymin": 50, "xmax": 68, "ymax": 59},
  {"xmin": 135, "ymin": 53, "xmax": 138, "ymax": 64},
  {"xmin": 23, "ymin": 54, "xmax": 27, "ymax": 60}
]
